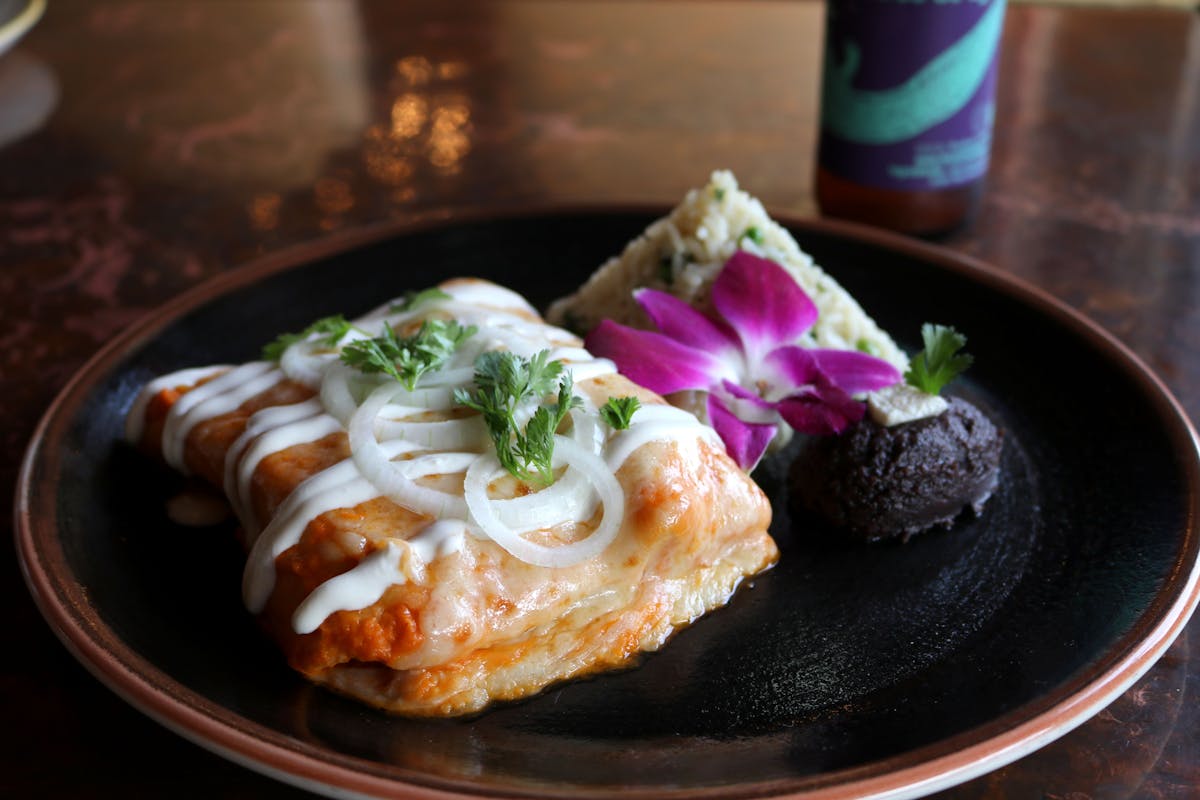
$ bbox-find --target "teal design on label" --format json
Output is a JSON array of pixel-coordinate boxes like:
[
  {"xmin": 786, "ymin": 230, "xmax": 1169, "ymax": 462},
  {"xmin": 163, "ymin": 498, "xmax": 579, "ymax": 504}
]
[
  {"xmin": 887, "ymin": 100, "xmax": 995, "ymax": 185},
  {"xmin": 821, "ymin": 0, "xmax": 1005, "ymax": 145}
]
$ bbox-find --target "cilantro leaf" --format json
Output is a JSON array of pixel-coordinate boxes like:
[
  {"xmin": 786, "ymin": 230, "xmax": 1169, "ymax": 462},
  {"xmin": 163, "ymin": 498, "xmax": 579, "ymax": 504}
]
[
  {"xmin": 454, "ymin": 350, "xmax": 582, "ymax": 485},
  {"xmin": 600, "ymin": 396, "xmax": 641, "ymax": 430},
  {"xmin": 341, "ymin": 319, "xmax": 476, "ymax": 390},
  {"xmin": 904, "ymin": 323, "xmax": 973, "ymax": 395},
  {"xmin": 391, "ymin": 287, "xmax": 451, "ymax": 313},
  {"xmin": 262, "ymin": 314, "xmax": 352, "ymax": 361}
]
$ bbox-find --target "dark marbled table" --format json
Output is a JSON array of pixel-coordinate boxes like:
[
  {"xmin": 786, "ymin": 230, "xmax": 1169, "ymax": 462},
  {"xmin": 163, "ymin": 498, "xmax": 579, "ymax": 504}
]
[{"xmin": 4, "ymin": 1, "xmax": 1198, "ymax": 797}]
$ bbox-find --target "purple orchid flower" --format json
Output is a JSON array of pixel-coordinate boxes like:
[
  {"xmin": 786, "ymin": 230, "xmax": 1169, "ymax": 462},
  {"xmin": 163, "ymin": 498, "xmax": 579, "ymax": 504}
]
[{"xmin": 585, "ymin": 251, "xmax": 901, "ymax": 470}]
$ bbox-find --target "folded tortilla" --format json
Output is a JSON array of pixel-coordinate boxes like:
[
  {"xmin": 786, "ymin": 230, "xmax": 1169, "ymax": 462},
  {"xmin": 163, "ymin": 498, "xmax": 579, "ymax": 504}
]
[{"xmin": 129, "ymin": 278, "xmax": 776, "ymax": 716}]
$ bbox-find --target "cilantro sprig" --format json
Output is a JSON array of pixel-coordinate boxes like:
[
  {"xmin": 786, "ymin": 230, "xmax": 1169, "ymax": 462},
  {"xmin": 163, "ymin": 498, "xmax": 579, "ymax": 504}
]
[
  {"xmin": 454, "ymin": 350, "xmax": 582, "ymax": 486},
  {"xmin": 262, "ymin": 314, "xmax": 353, "ymax": 361},
  {"xmin": 341, "ymin": 319, "xmax": 476, "ymax": 390},
  {"xmin": 600, "ymin": 396, "xmax": 641, "ymax": 430},
  {"xmin": 904, "ymin": 323, "xmax": 973, "ymax": 396}
]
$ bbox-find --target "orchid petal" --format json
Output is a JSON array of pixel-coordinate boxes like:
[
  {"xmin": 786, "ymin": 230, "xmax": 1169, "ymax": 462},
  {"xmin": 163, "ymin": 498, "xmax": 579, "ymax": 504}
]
[
  {"xmin": 765, "ymin": 346, "xmax": 900, "ymax": 396},
  {"xmin": 712, "ymin": 251, "xmax": 817, "ymax": 359},
  {"xmin": 760, "ymin": 345, "xmax": 822, "ymax": 390},
  {"xmin": 707, "ymin": 394, "xmax": 777, "ymax": 471},
  {"xmin": 809, "ymin": 349, "xmax": 902, "ymax": 394},
  {"xmin": 585, "ymin": 320, "xmax": 729, "ymax": 395},
  {"xmin": 633, "ymin": 288, "xmax": 741, "ymax": 358},
  {"xmin": 776, "ymin": 382, "xmax": 866, "ymax": 435}
]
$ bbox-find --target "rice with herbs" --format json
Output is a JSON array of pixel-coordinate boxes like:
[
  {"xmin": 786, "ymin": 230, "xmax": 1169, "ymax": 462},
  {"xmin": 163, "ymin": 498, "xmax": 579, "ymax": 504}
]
[{"xmin": 547, "ymin": 170, "xmax": 908, "ymax": 371}]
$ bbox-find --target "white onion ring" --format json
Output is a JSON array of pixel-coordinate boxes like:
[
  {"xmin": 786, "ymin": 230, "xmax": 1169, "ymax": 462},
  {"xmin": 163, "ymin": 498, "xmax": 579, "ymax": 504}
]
[
  {"xmin": 381, "ymin": 386, "xmax": 458, "ymax": 411},
  {"xmin": 487, "ymin": 407, "xmax": 602, "ymax": 531},
  {"xmin": 398, "ymin": 451, "xmax": 478, "ymax": 477},
  {"xmin": 418, "ymin": 366, "xmax": 476, "ymax": 388},
  {"xmin": 490, "ymin": 461, "xmax": 596, "ymax": 533},
  {"xmin": 374, "ymin": 417, "xmax": 488, "ymax": 450},
  {"xmin": 320, "ymin": 362, "xmax": 365, "ymax": 426},
  {"xmin": 349, "ymin": 383, "xmax": 468, "ymax": 518},
  {"xmin": 279, "ymin": 341, "xmax": 332, "ymax": 389},
  {"xmin": 464, "ymin": 435, "xmax": 623, "ymax": 567}
]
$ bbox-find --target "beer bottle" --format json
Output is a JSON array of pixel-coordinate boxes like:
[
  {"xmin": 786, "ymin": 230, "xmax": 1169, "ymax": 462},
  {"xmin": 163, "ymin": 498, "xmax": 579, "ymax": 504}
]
[{"xmin": 816, "ymin": 0, "xmax": 1007, "ymax": 237}]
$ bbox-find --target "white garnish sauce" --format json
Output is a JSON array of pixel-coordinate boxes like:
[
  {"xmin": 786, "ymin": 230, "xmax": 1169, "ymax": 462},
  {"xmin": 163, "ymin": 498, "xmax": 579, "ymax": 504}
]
[{"xmin": 129, "ymin": 281, "xmax": 714, "ymax": 636}]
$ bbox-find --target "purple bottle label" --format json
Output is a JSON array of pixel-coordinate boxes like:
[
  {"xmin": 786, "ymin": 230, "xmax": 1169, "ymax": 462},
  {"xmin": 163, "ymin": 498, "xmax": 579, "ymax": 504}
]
[{"xmin": 819, "ymin": 0, "xmax": 1006, "ymax": 191}]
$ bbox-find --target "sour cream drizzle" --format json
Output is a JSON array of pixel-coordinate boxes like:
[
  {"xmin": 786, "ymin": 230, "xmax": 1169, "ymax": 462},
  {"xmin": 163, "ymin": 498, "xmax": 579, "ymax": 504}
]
[
  {"xmin": 141, "ymin": 281, "xmax": 715, "ymax": 634},
  {"xmin": 160, "ymin": 362, "xmax": 279, "ymax": 472},
  {"xmin": 290, "ymin": 520, "xmax": 469, "ymax": 635}
]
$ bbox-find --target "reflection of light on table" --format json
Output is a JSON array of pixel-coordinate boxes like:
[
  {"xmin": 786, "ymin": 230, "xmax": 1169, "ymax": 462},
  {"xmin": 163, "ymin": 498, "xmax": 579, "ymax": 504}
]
[
  {"xmin": 491, "ymin": 1, "xmax": 818, "ymax": 211},
  {"xmin": 53, "ymin": 4, "xmax": 369, "ymax": 193},
  {"xmin": 429, "ymin": 98, "xmax": 472, "ymax": 173},
  {"xmin": 361, "ymin": 54, "xmax": 476, "ymax": 197},
  {"xmin": 314, "ymin": 177, "xmax": 354, "ymax": 215},
  {"xmin": 391, "ymin": 94, "xmax": 428, "ymax": 139},
  {"xmin": 248, "ymin": 192, "xmax": 280, "ymax": 231},
  {"xmin": 395, "ymin": 54, "xmax": 434, "ymax": 86}
]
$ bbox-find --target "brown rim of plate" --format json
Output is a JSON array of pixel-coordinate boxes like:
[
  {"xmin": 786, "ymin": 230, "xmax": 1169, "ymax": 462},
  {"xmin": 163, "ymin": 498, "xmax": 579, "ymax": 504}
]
[{"xmin": 15, "ymin": 206, "xmax": 1200, "ymax": 800}]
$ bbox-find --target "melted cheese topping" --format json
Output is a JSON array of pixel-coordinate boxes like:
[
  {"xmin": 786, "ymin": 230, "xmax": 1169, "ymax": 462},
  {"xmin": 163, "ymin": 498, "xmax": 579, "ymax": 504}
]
[{"xmin": 130, "ymin": 280, "xmax": 720, "ymax": 636}]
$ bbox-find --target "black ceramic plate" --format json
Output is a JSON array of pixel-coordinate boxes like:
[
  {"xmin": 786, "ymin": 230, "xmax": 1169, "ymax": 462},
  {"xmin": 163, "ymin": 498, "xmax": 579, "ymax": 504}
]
[{"xmin": 18, "ymin": 211, "xmax": 1200, "ymax": 800}]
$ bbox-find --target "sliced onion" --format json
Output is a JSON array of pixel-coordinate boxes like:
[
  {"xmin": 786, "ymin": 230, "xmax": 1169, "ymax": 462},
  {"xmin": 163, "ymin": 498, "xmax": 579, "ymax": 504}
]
[
  {"xmin": 569, "ymin": 405, "xmax": 603, "ymax": 452},
  {"xmin": 419, "ymin": 366, "xmax": 476, "ymax": 388},
  {"xmin": 375, "ymin": 417, "xmax": 488, "ymax": 450},
  {"xmin": 320, "ymin": 362, "xmax": 365, "ymax": 426},
  {"xmin": 280, "ymin": 341, "xmax": 333, "ymax": 389},
  {"xmin": 491, "ymin": 462, "xmax": 597, "ymax": 533},
  {"xmin": 349, "ymin": 383, "xmax": 468, "ymax": 518},
  {"xmin": 381, "ymin": 385, "xmax": 458, "ymax": 411},
  {"xmin": 464, "ymin": 435, "xmax": 623, "ymax": 567},
  {"xmin": 399, "ymin": 451, "xmax": 478, "ymax": 477},
  {"xmin": 487, "ymin": 407, "xmax": 602, "ymax": 531}
]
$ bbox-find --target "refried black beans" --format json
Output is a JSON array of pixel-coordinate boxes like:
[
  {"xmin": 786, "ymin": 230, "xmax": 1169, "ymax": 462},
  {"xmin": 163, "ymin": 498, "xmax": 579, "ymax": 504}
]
[{"xmin": 792, "ymin": 397, "xmax": 1002, "ymax": 541}]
